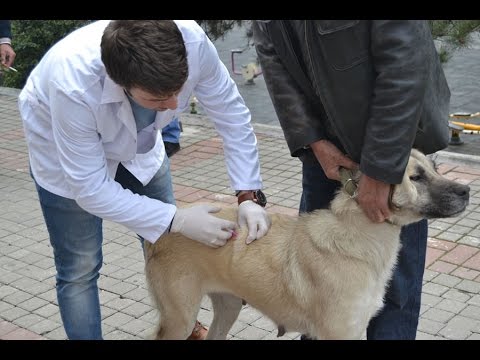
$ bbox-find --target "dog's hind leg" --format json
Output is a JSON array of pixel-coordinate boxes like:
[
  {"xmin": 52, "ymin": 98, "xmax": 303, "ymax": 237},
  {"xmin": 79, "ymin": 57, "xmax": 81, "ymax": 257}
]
[
  {"xmin": 207, "ymin": 293, "xmax": 243, "ymax": 340},
  {"xmin": 149, "ymin": 277, "xmax": 203, "ymax": 340}
]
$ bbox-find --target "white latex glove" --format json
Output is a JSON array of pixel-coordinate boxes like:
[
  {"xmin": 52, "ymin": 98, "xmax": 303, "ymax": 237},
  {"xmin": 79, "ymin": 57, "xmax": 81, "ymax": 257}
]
[
  {"xmin": 170, "ymin": 204, "xmax": 237, "ymax": 248},
  {"xmin": 237, "ymin": 200, "xmax": 271, "ymax": 244}
]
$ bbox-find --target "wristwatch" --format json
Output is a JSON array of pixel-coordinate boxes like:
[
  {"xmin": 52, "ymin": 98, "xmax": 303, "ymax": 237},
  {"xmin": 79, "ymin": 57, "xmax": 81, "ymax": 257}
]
[{"xmin": 236, "ymin": 190, "xmax": 267, "ymax": 207}]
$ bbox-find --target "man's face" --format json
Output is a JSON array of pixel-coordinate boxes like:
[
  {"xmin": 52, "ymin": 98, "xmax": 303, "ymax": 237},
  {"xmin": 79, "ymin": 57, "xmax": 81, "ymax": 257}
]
[{"xmin": 125, "ymin": 87, "xmax": 180, "ymax": 112}]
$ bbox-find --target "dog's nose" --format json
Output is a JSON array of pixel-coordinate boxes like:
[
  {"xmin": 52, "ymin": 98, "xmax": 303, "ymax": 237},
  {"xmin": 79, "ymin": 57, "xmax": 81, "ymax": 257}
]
[{"xmin": 455, "ymin": 183, "xmax": 470, "ymax": 201}]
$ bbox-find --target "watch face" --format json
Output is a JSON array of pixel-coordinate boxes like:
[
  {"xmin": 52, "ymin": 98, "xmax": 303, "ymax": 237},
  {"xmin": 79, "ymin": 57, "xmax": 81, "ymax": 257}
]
[{"xmin": 255, "ymin": 190, "xmax": 267, "ymax": 207}]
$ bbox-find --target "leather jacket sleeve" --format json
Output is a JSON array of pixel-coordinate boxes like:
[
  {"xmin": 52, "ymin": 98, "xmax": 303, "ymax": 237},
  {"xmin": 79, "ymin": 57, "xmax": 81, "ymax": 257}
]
[
  {"xmin": 359, "ymin": 20, "xmax": 436, "ymax": 183},
  {"xmin": 0, "ymin": 20, "xmax": 12, "ymax": 39},
  {"xmin": 252, "ymin": 21, "xmax": 327, "ymax": 158}
]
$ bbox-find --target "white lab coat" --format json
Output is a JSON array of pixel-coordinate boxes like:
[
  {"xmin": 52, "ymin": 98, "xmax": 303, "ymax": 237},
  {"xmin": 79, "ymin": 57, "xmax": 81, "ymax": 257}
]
[{"xmin": 18, "ymin": 20, "xmax": 262, "ymax": 243}]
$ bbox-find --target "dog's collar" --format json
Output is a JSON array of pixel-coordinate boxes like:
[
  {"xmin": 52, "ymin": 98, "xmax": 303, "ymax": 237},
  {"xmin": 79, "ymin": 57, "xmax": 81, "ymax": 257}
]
[{"xmin": 339, "ymin": 168, "xmax": 358, "ymax": 198}]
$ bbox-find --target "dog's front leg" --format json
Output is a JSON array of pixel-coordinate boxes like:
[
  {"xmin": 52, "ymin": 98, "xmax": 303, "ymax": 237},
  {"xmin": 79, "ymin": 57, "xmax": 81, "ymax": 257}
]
[{"xmin": 207, "ymin": 293, "xmax": 243, "ymax": 340}]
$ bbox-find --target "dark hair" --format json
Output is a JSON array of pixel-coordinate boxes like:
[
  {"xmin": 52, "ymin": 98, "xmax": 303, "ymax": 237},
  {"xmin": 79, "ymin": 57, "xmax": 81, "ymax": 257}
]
[{"xmin": 101, "ymin": 20, "xmax": 188, "ymax": 96}]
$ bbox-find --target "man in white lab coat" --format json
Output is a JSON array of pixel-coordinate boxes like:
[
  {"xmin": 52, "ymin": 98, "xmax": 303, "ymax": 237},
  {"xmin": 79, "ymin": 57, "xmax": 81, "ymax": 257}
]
[{"xmin": 18, "ymin": 20, "xmax": 270, "ymax": 340}]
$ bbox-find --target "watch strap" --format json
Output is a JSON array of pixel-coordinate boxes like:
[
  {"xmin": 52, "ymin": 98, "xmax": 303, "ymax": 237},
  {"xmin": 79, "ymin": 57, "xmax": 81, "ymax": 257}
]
[{"xmin": 237, "ymin": 190, "xmax": 266, "ymax": 207}]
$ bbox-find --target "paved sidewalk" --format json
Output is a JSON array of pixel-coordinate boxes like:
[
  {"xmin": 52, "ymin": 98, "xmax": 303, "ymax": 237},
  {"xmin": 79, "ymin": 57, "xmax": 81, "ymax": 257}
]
[{"xmin": 1, "ymin": 88, "xmax": 480, "ymax": 340}]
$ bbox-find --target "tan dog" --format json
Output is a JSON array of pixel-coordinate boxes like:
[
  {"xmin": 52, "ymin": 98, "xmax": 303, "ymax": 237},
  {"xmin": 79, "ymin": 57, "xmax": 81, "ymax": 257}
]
[{"xmin": 144, "ymin": 149, "xmax": 469, "ymax": 340}]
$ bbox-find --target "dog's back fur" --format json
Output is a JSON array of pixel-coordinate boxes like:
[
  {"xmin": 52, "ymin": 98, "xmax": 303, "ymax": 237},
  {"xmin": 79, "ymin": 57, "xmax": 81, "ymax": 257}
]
[{"xmin": 145, "ymin": 149, "xmax": 470, "ymax": 339}]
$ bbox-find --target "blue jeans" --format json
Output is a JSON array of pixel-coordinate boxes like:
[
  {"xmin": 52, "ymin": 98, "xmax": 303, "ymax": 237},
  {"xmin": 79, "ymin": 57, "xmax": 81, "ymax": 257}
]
[
  {"xmin": 300, "ymin": 158, "xmax": 427, "ymax": 340},
  {"xmin": 161, "ymin": 117, "xmax": 181, "ymax": 144},
  {"xmin": 33, "ymin": 158, "xmax": 175, "ymax": 339}
]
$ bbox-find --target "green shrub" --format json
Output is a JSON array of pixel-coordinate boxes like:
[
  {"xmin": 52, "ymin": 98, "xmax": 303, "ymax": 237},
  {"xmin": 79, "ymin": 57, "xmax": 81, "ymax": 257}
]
[{"xmin": 2, "ymin": 20, "xmax": 92, "ymax": 89}]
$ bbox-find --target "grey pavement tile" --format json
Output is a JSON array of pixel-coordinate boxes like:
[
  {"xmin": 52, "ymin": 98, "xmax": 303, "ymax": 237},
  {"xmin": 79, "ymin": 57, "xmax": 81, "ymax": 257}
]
[
  {"xmin": 122, "ymin": 287, "xmax": 151, "ymax": 303},
  {"xmin": 3, "ymin": 289, "xmax": 33, "ymax": 306},
  {"xmin": 17, "ymin": 297, "xmax": 49, "ymax": 312},
  {"xmin": 465, "ymin": 211, "xmax": 480, "ymax": 222},
  {"xmin": 100, "ymin": 305, "xmax": 117, "ymax": 320},
  {"xmin": 448, "ymin": 223, "xmax": 475, "ymax": 235},
  {"xmin": 33, "ymin": 303, "xmax": 59, "ymax": 319},
  {"xmin": 251, "ymin": 315, "xmax": 277, "ymax": 332},
  {"xmin": 429, "ymin": 220, "xmax": 456, "ymax": 231},
  {"xmin": 436, "ymin": 231, "xmax": 464, "ymax": 242},
  {"xmin": 422, "ymin": 308, "xmax": 456, "ymax": 323},
  {"xmin": 1, "ymin": 306, "xmax": 29, "ymax": 322},
  {"xmin": 237, "ymin": 306, "xmax": 263, "ymax": 324},
  {"xmin": 436, "ymin": 298, "xmax": 468, "ymax": 314},
  {"xmin": 29, "ymin": 318, "xmax": 61, "ymax": 336},
  {"xmin": 455, "ymin": 279, "xmax": 480, "ymax": 294},
  {"xmin": 104, "ymin": 297, "xmax": 136, "ymax": 311},
  {"xmin": 468, "ymin": 229, "xmax": 480, "ymax": 239},
  {"xmin": 103, "ymin": 281, "xmax": 138, "ymax": 297},
  {"xmin": 103, "ymin": 312, "xmax": 135, "ymax": 328},
  {"xmin": 98, "ymin": 276, "xmax": 121, "ymax": 292},
  {"xmin": 138, "ymin": 309, "xmax": 159, "ymax": 325},
  {"xmin": 15, "ymin": 264, "xmax": 56, "ymax": 282},
  {"xmin": 460, "ymin": 304, "xmax": 480, "ymax": 320},
  {"xmin": 442, "ymin": 288, "xmax": 473, "ymax": 303},
  {"xmin": 121, "ymin": 302, "xmax": 152, "ymax": 318},
  {"xmin": 468, "ymin": 294, "xmax": 480, "ymax": 307},
  {"xmin": 117, "ymin": 318, "xmax": 153, "ymax": 335},
  {"xmin": 99, "ymin": 289, "xmax": 120, "ymax": 306},
  {"xmin": 458, "ymin": 236, "xmax": 480, "ymax": 247},
  {"xmin": 417, "ymin": 317, "xmax": 446, "ymax": 335},
  {"xmin": 421, "ymin": 292, "xmax": 443, "ymax": 307},
  {"xmin": 17, "ymin": 251, "xmax": 47, "ymax": 266},
  {"xmin": 420, "ymin": 303, "xmax": 431, "ymax": 315},
  {"xmin": 43, "ymin": 326, "xmax": 67, "ymax": 340},
  {"xmin": 10, "ymin": 276, "xmax": 45, "ymax": 294},
  {"xmin": 104, "ymin": 267, "xmax": 137, "ymax": 282},
  {"xmin": 0, "ymin": 285, "xmax": 18, "ymax": 299},
  {"xmin": 432, "ymin": 273, "xmax": 463, "ymax": 288},
  {"xmin": 456, "ymin": 218, "xmax": 480, "ymax": 228},
  {"xmin": 0, "ymin": 301, "xmax": 14, "ymax": 314},
  {"xmin": 423, "ymin": 269, "xmax": 440, "ymax": 281},
  {"xmin": 112, "ymin": 256, "xmax": 141, "ymax": 270},
  {"xmin": 104, "ymin": 329, "xmax": 140, "ymax": 340},
  {"xmin": 138, "ymin": 325, "xmax": 157, "ymax": 340},
  {"xmin": 439, "ymin": 316, "xmax": 479, "ymax": 340},
  {"xmin": 27, "ymin": 243, "xmax": 54, "ymax": 257},
  {"xmin": 12, "ymin": 313, "xmax": 45, "ymax": 329},
  {"xmin": 123, "ymin": 273, "xmax": 148, "ymax": 288},
  {"xmin": 196, "ymin": 307, "xmax": 213, "ymax": 326},
  {"xmin": 262, "ymin": 331, "xmax": 295, "ymax": 340},
  {"xmin": 227, "ymin": 319, "xmax": 249, "ymax": 336},
  {"xmin": 0, "ymin": 229, "xmax": 11, "ymax": 238},
  {"xmin": 422, "ymin": 282, "xmax": 450, "ymax": 297},
  {"xmin": 37, "ymin": 289, "xmax": 58, "ymax": 304},
  {"xmin": 235, "ymin": 324, "xmax": 270, "ymax": 340},
  {"xmin": 8, "ymin": 248, "xmax": 30, "ymax": 260},
  {"xmin": 416, "ymin": 331, "xmax": 443, "ymax": 340}
]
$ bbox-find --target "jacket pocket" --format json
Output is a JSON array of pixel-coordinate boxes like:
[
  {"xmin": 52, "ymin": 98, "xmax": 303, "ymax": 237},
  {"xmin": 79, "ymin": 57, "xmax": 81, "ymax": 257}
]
[{"xmin": 314, "ymin": 20, "xmax": 369, "ymax": 71}]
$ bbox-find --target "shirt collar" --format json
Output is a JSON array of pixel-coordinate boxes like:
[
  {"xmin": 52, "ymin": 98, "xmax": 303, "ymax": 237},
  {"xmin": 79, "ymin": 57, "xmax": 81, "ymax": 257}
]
[{"xmin": 100, "ymin": 75, "xmax": 126, "ymax": 104}]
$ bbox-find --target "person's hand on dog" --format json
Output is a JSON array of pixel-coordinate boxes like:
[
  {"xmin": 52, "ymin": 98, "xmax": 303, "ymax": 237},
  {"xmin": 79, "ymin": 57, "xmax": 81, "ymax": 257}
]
[
  {"xmin": 356, "ymin": 174, "xmax": 391, "ymax": 223},
  {"xmin": 237, "ymin": 200, "xmax": 271, "ymax": 244},
  {"xmin": 170, "ymin": 204, "xmax": 238, "ymax": 248},
  {"xmin": 310, "ymin": 139, "xmax": 358, "ymax": 181}
]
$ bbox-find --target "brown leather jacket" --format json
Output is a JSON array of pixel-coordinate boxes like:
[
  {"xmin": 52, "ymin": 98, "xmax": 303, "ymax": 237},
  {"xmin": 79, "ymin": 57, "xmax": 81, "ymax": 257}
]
[{"xmin": 253, "ymin": 20, "xmax": 450, "ymax": 184}]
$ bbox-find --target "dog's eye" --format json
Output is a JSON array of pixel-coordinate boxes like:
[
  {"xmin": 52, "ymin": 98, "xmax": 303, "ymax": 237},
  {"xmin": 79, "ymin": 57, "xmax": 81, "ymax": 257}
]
[{"xmin": 410, "ymin": 175, "xmax": 422, "ymax": 182}]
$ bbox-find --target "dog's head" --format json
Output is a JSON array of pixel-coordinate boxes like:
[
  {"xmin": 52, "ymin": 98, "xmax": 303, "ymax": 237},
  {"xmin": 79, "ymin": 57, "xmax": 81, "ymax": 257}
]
[{"xmin": 389, "ymin": 149, "xmax": 470, "ymax": 226}]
